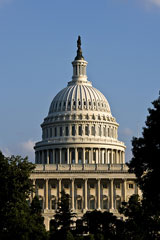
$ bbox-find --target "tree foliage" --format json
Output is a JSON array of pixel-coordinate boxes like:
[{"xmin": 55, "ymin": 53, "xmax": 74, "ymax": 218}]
[
  {"xmin": 0, "ymin": 152, "xmax": 47, "ymax": 240},
  {"xmin": 128, "ymin": 95, "xmax": 160, "ymax": 214}
]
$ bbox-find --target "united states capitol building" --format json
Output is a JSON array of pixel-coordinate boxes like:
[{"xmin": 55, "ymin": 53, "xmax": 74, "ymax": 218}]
[{"xmin": 31, "ymin": 37, "xmax": 138, "ymax": 230}]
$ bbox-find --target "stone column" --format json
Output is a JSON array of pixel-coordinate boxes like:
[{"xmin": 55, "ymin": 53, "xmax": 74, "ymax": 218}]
[
  {"xmin": 116, "ymin": 150, "xmax": 118, "ymax": 164},
  {"xmin": 67, "ymin": 148, "xmax": 70, "ymax": 164},
  {"xmin": 97, "ymin": 179, "xmax": 101, "ymax": 209},
  {"xmin": 45, "ymin": 179, "xmax": 49, "ymax": 209},
  {"xmin": 83, "ymin": 148, "xmax": 85, "ymax": 164},
  {"xmin": 123, "ymin": 152, "xmax": 125, "ymax": 164},
  {"xmin": 105, "ymin": 149, "xmax": 107, "ymax": 164},
  {"xmin": 123, "ymin": 179, "xmax": 126, "ymax": 202},
  {"xmin": 110, "ymin": 179, "xmax": 114, "ymax": 209},
  {"xmin": 84, "ymin": 179, "xmax": 88, "ymax": 210},
  {"xmin": 58, "ymin": 179, "xmax": 61, "ymax": 199},
  {"xmin": 75, "ymin": 148, "xmax": 78, "ymax": 164},
  {"xmin": 111, "ymin": 149, "xmax": 114, "ymax": 164},
  {"xmin": 47, "ymin": 150, "xmax": 49, "ymax": 164},
  {"xmin": 59, "ymin": 148, "xmax": 62, "ymax": 164},
  {"xmin": 98, "ymin": 148, "xmax": 101, "ymax": 164},
  {"xmin": 72, "ymin": 179, "xmax": 75, "ymax": 210}
]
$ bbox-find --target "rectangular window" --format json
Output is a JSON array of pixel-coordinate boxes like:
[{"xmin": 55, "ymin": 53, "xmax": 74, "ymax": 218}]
[
  {"xmin": 79, "ymin": 125, "xmax": 82, "ymax": 136},
  {"xmin": 65, "ymin": 126, "xmax": 69, "ymax": 136},
  {"xmin": 77, "ymin": 183, "xmax": 81, "ymax": 189},
  {"xmin": 103, "ymin": 183, "xmax": 107, "ymax": 189},
  {"xmin": 85, "ymin": 126, "xmax": 89, "ymax": 135},
  {"xmin": 55, "ymin": 127, "xmax": 57, "ymax": 137},
  {"xmin": 72, "ymin": 125, "xmax": 75, "ymax": 136},
  {"xmin": 60, "ymin": 127, "xmax": 62, "ymax": 136},
  {"xmin": 50, "ymin": 128, "xmax": 52, "ymax": 137},
  {"xmin": 51, "ymin": 199, "xmax": 56, "ymax": 209},
  {"xmin": 64, "ymin": 183, "xmax": 69, "ymax": 189},
  {"xmin": 90, "ymin": 183, "xmax": 94, "ymax": 189}
]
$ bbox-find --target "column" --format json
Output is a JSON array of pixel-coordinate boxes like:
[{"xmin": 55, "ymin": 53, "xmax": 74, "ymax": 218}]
[
  {"xmin": 105, "ymin": 149, "xmax": 107, "ymax": 164},
  {"xmin": 123, "ymin": 179, "xmax": 126, "ymax": 202},
  {"xmin": 85, "ymin": 179, "xmax": 88, "ymax": 210},
  {"xmin": 116, "ymin": 150, "xmax": 118, "ymax": 164},
  {"xmin": 111, "ymin": 149, "xmax": 113, "ymax": 164},
  {"xmin": 72, "ymin": 179, "xmax": 75, "ymax": 209},
  {"xmin": 102, "ymin": 150, "xmax": 104, "ymax": 164},
  {"xmin": 45, "ymin": 179, "xmax": 49, "ymax": 209},
  {"xmin": 98, "ymin": 148, "xmax": 101, "ymax": 164},
  {"xmin": 83, "ymin": 148, "xmax": 85, "ymax": 164},
  {"xmin": 47, "ymin": 150, "xmax": 49, "ymax": 164},
  {"xmin": 96, "ymin": 149, "xmax": 98, "ymax": 164},
  {"xmin": 97, "ymin": 179, "xmax": 101, "ymax": 209},
  {"xmin": 53, "ymin": 149, "xmax": 55, "ymax": 164},
  {"xmin": 110, "ymin": 179, "xmax": 114, "ymax": 209},
  {"xmin": 67, "ymin": 148, "xmax": 70, "ymax": 164},
  {"xmin": 58, "ymin": 179, "xmax": 61, "ymax": 199},
  {"xmin": 59, "ymin": 149, "xmax": 62, "ymax": 164},
  {"xmin": 123, "ymin": 152, "xmax": 125, "ymax": 164},
  {"xmin": 75, "ymin": 148, "xmax": 78, "ymax": 164}
]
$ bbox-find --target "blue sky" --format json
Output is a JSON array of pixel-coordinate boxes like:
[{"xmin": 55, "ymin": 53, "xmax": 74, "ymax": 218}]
[{"xmin": 0, "ymin": 0, "xmax": 160, "ymax": 162}]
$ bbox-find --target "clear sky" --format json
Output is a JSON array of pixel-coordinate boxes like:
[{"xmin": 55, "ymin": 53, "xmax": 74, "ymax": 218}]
[{"xmin": 0, "ymin": 0, "xmax": 160, "ymax": 162}]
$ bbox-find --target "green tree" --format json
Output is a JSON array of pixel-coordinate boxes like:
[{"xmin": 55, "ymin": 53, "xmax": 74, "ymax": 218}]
[
  {"xmin": 50, "ymin": 189, "xmax": 76, "ymax": 240},
  {"xmin": 0, "ymin": 152, "xmax": 47, "ymax": 240},
  {"xmin": 128, "ymin": 95, "xmax": 160, "ymax": 214}
]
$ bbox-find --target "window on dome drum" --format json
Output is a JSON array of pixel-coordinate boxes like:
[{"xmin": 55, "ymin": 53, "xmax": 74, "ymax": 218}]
[
  {"xmin": 63, "ymin": 102, "xmax": 66, "ymax": 106},
  {"xmin": 65, "ymin": 126, "xmax": 69, "ymax": 136},
  {"xmin": 78, "ymin": 125, "xmax": 82, "ymax": 136},
  {"xmin": 85, "ymin": 126, "xmax": 89, "ymax": 135},
  {"xmin": 79, "ymin": 101, "xmax": 81, "ymax": 105},
  {"xmin": 84, "ymin": 101, "xmax": 86, "ymax": 105},
  {"xmin": 54, "ymin": 127, "xmax": 57, "ymax": 137},
  {"xmin": 68, "ymin": 101, "xmax": 71, "ymax": 106},
  {"xmin": 129, "ymin": 183, "xmax": 134, "ymax": 189},
  {"xmin": 103, "ymin": 126, "xmax": 106, "ymax": 136},
  {"xmin": 72, "ymin": 125, "xmax": 75, "ymax": 136},
  {"xmin": 46, "ymin": 128, "xmax": 48, "ymax": 138},
  {"xmin": 60, "ymin": 127, "xmax": 62, "ymax": 136},
  {"xmin": 51, "ymin": 198, "xmax": 56, "ymax": 209},
  {"xmin": 50, "ymin": 128, "xmax": 52, "ymax": 137}
]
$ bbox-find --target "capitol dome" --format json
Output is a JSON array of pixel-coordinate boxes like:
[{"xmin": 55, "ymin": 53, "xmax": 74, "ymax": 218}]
[
  {"xmin": 32, "ymin": 37, "xmax": 138, "ymax": 231},
  {"xmin": 35, "ymin": 36, "xmax": 125, "ymax": 165},
  {"xmin": 48, "ymin": 83, "xmax": 111, "ymax": 115}
]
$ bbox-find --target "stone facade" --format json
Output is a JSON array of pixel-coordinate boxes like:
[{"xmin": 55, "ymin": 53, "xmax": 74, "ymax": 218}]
[{"xmin": 30, "ymin": 37, "xmax": 137, "ymax": 230}]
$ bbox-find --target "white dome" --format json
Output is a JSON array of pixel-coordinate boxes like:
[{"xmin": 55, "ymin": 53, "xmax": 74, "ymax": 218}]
[{"xmin": 48, "ymin": 83, "xmax": 111, "ymax": 115}]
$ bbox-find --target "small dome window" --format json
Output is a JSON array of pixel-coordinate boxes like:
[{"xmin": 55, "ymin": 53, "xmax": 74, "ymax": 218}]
[
  {"xmin": 68, "ymin": 101, "xmax": 71, "ymax": 106},
  {"xmin": 59, "ymin": 102, "xmax": 61, "ymax": 107},
  {"xmin": 84, "ymin": 101, "xmax": 86, "ymax": 105},
  {"xmin": 89, "ymin": 102, "xmax": 91, "ymax": 105},
  {"xmin": 63, "ymin": 102, "xmax": 66, "ymax": 106},
  {"xmin": 73, "ymin": 101, "xmax": 76, "ymax": 106},
  {"xmin": 79, "ymin": 101, "xmax": 81, "ymax": 105}
]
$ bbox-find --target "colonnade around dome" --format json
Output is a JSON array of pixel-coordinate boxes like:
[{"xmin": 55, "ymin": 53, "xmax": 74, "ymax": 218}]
[{"xmin": 35, "ymin": 147, "xmax": 125, "ymax": 165}]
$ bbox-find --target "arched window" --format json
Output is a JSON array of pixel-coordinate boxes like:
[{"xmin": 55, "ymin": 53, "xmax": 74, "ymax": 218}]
[
  {"xmin": 102, "ymin": 195, "xmax": 108, "ymax": 209},
  {"xmin": 89, "ymin": 196, "xmax": 95, "ymax": 209},
  {"xmin": 115, "ymin": 195, "xmax": 121, "ymax": 210},
  {"xmin": 76, "ymin": 196, "xmax": 82, "ymax": 210}
]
